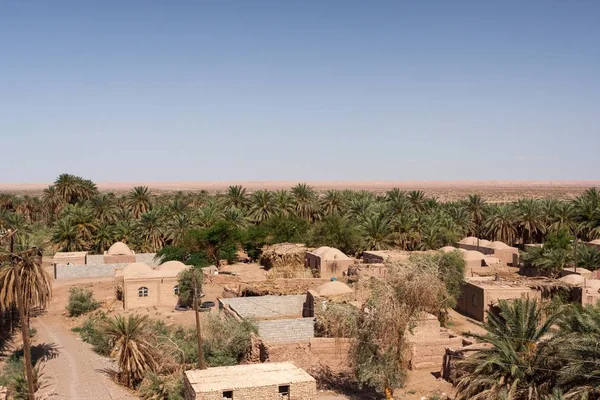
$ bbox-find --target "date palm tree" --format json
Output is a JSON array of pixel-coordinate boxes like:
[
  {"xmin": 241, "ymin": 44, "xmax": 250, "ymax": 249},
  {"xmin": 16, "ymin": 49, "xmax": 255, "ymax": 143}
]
[
  {"xmin": 94, "ymin": 223, "xmax": 116, "ymax": 254},
  {"xmin": 91, "ymin": 193, "xmax": 118, "ymax": 223},
  {"xmin": 547, "ymin": 202, "xmax": 576, "ymax": 235},
  {"xmin": 165, "ymin": 213, "xmax": 193, "ymax": 245},
  {"xmin": 103, "ymin": 314, "xmax": 158, "ymax": 389},
  {"xmin": 455, "ymin": 298, "xmax": 561, "ymax": 400},
  {"xmin": 320, "ymin": 189, "xmax": 345, "ymax": 216},
  {"xmin": 248, "ymin": 190, "xmax": 276, "ymax": 223},
  {"xmin": 291, "ymin": 183, "xmax": 319, "ymax": 221},
  {"xmin": 127, "ymin": 186, "xmax": 152, "ymax": 218},
  {"xmin": 362, "ymin": 212, "xmax": 394, "ymax": 250},
  {"xmin": 517, "ymin": 199, "xmax": 546, "ymax": 244},
  {"xmin": 273, "ymin": 189, "xmax": 294, "ymax": 217},
  {"xmin": 135, "ymin": 209, "xmax": 165, "ymax": 252},
  {"xmin": 408, "ymin": 190, "xmax": 427, "ymax": 213},
  {"xmin": 224, "ymin": 185, "xmax": 248, "ymax": 210},
  {"xmin": 485, "ymin": 204, "xmax": 518, "ymax": 245},
  {"xmin": 52, "ymin": 219, "xmax": 84, "ymax": 251},
  {"xmin": 466, "ymin": 194, "xmax": 487, "ymax": 242}
]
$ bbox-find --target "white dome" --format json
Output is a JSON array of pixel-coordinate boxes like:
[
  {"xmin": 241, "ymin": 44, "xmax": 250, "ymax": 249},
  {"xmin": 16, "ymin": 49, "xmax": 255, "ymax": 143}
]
[
  {"xmin": 122, "ymin": 262, "xmax": 154, "ymax": 277},
  {"xmin": 458, "ymin": 237, "xmax": 479, "ymax": 246},
  {"xmin": 156, "ymin": 261, "xmax": 189, "ymax": 277},
  {"xmin": 439, "ymin": 246, "xmax": 458, "ymax": 253},
  {"xmin": 488, "ymin": 241, "xmax": 510, "ymax": 249},
  {"xmin": 315, "ymin": 281, "xmax": 353, "ymax": 297},
  {"xmin": 107, "ymin": 241, "xmax": 134, "ymax": 256},
  {"xmin": 463, "ymin": 250, "xmax": 485, "ymax": 261}
]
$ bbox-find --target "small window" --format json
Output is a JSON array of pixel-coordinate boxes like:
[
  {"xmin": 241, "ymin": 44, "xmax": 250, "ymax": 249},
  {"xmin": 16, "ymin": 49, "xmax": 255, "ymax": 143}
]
[
  {"xmin": 222, "ymin": 390, "xmax": 233, "ymax": 399},
  {"xmin": 138, "ymin": 287, "xmax": 149, "ymax": 297},
  {"xmin": 471, "ymin": 294, "xmax": 476, "ymax": 307},
  {"xmin": 173, "ymin": 285, "xmax": 180, "ymax": 295},
  {"xmin": 279, "ymin": 385, "xmax": 290, "ymax": 399}
]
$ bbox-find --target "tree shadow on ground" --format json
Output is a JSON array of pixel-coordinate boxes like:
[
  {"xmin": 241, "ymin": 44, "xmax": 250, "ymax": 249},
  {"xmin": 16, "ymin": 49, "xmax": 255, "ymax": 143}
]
[
  {"xmin": 310, "ymin": 365, "xmax": 380, "ymax": 400},
  {"xmin": 12, "ymin": 342, "xmax": 60, "ymax": 365}
]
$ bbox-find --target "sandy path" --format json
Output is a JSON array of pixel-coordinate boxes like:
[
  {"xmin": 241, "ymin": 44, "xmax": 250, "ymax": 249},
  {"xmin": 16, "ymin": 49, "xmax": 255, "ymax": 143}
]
[{"xmin": 34, "ymin": 318, "xmax": 136, "ymax": 400}]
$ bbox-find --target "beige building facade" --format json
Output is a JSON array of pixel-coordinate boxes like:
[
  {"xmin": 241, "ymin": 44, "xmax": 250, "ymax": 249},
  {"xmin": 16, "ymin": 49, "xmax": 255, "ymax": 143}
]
[
  {"xmin": 184, "ymin": 362, "xmax": 316, "ymax": 400},
  {"xmin": 104, "ymin": 241, "xmax": 136, "ymax": 264},
  {"xmin": 117, "ymin": 261, "xmax": 189, "ymax": 310},
  {"xmin": 305, "ymin": 246, "xmax": 353, "ymax": 278}
]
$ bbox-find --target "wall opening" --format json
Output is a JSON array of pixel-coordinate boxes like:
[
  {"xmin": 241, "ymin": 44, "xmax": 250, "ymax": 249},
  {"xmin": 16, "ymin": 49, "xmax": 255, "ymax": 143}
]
[
  {"xmin": 138, "ymin": 287, "xmax": 149, "ymax": 297},
  {"xmin": 222, "ymin": 390, "xmax": 233, "ymax": 399},
  {"xmin": 279, "ymin": 385, "xmax": 290, "ymax": 399}
]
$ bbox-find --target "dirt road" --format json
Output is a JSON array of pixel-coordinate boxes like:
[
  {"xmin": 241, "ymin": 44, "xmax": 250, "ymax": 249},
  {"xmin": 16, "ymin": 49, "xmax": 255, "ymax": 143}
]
[{"xmin": 34, "ymin": 317, "xmax": 136, "ymax": 400}]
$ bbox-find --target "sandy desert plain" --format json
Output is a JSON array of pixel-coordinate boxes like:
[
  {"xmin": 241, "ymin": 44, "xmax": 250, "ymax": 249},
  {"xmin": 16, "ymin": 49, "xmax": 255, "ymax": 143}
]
[{"xmin": 1, "ymin": 180, "xmax": 599, "ymax": 202}]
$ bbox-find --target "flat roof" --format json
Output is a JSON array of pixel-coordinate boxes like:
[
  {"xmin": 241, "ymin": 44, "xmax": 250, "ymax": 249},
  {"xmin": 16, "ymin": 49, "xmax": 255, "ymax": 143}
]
[
  {"xmin": 465, "ymin": 277, "xmax": 538, "ymax": 290},
  {"xmin": 53, "ymin": 251, "xmax": 88, "ymax": 259},
  {"xmin": 185, "ymin": 362, "xmax": 315, "ymax": 393}
]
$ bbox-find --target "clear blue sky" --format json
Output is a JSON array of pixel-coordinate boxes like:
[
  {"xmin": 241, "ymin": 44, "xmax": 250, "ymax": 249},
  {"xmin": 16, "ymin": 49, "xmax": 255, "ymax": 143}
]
[{"xmin": 1, "ymin": 1, "xmax": 598, "ymax": 183}]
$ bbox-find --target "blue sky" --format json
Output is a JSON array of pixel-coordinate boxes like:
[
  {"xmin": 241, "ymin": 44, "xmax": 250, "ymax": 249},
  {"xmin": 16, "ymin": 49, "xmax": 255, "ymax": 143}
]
[{"xmin": 1, "ymin": 1, "xmax": 598, "ymax": 182}]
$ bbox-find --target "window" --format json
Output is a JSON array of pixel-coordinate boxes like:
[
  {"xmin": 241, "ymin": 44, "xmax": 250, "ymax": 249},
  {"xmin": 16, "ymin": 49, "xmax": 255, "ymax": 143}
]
[
  {"xmin": 471, "ymin": 294, "xmax": 476, "ymax": 307},
  {"xmin": 173, "ymin": 285, "xmax": 179, "ymax": 295},
  {"xmin": 222, "ymin": 390, "xmax": 233, "ymax": 399},
  {"xmin": 138, "ymin": 287, "xmax": 149, "ymax": 297},
  {"xmin": 279, "ymin": 385, "xmax": 290, "ymax": 399}
]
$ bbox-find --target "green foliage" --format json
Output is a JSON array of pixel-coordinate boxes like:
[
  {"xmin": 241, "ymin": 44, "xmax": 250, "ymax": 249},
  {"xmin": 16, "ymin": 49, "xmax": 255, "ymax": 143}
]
[
  {"xmin": 203, "ymin": 314, "xmax": 258, "ymax": 367},
  {"xmin": 66, "ymin": 287, "xmax": 100, "ymax": 317},
  {"xmin": 0, "ymin": 355, "xmax": 44, "ymax": 400},
  {"xmin": 522, "ymin": 230, "xmax": 574, "ymax": 277},
  {"xmin": 309, "ymin": 215, "xmax": 364, "ymax": 256},
  {"xmin": 175, "ymin": 266, "xmax": 203, "ymax": 307},
  {"xmin": 315, "ymin": 302, "xmax": 360, "ymax": 338},
  {"xmin": 139, "ymin": 372, "xmax": 185, "ymax": 400},
  {"xmin": 72, "ymin": 312, "xmax": 111, "ymax": 356}
]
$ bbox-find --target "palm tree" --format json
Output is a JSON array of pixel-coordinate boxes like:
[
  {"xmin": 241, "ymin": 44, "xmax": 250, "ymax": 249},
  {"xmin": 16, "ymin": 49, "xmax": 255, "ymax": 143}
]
[
  {"xmin": 517, "ymin": 199, "xmax": 546, "ymax": 244},
  {"xmin": 134, "ymin": 210, "xmax": 164, "ymax": 252},
  {"xmin": 94, "ymin": 223, "xmax": 116, "ymax": 254},
  {"xmin": 291, "ymin": 183, "xmax": 319, "ymax": 221},
  {"xmin": 455, "ymin": 298, "xmax": 561, "ymax": 400},
  {"xmin": 224, "ymin": 185, "xmax": 248, "ymax": 210},
  {"xmin": 0, "ymin": 248, "xmax": 52, "ymax": 315},
  {"xmin": 576, "ymin": 245, "xmax": 600, "ymax": 271},
  {"xmin": 91, "ymin": 193, "xmax": 118, "ymax": 223},
  {"xmin": 248, "ymin": 190, "xmax": 276, "ymax": 223},
  {"xmin": 63, "ymin": 204, "xmax": 97, "ymax": 248},
  {"xmin": 103, "ymin": 314, "xmax": 158, "ymax": 388},
  {"xmin": 547, "ymin": 202, "xmax": 576, "ymax": 235},
  {"xmin": 466, "ymin": 194, "xmax": 487, "ymax": 242},
  {"xmin": 54, "ymin": 173, "xmax": 78, "ymax": 203},
  {"xmin": 51, "ymin": 219, "xmax": 84, "ymax": 251},
  {"xmin": 485, "ymin": 204, "xmax": 518, "ymax": 245},
  {"xmin": 274, "ymin": 189, "xmax": 294, "ymax": 217},
  {"xmin": 42, "ymin": 185, "xmax": 65, "ymax": 222},
  {"xmin": 165, "ymin": 213, "xmax": 193, "ymax": 246},
  {"xmin": 362, "ymin": 213, "xmax": 394, "ymax": 250},
  {"xmin": 320, "ymin": 189, "xmax": 345, "ymax": 216},
  {"xmin": 222, "ymin": 207, "xmax": 249, "ymax": 229},
  {"xmin": 127, "ymin": 186, "xmax": 152, "ymax": 218},
  {"xmin": 408, "ymin": 190, "xmax": 427, "ymax": 213}
]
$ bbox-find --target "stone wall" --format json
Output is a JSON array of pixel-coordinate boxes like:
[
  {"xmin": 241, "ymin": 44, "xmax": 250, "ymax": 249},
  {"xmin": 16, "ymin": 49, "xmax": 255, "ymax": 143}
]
[
  {"xmin": 85, "ymin": 253, "xmax": 158, "ymax": 266},
  {"xmin": 54, "ymin": 263, "xmax": 127, "ymax": 279},
  {"xmin": 104, "ymin": 254, "xmax": 136, "ymax": 264},
  {"xmin": 220, "ymin": 295, "xmax": 307, "ymax": 319},
  {"xmin": 191, "ymin": 381, "xmax": 316, "ymax": 400},
  {"xmin": 257, "ymin": 318, "xmax": 315, "ymax": 344},
  {"xmin": 407, "ymin": 313, "xmax": 464, "ymax": 370}
]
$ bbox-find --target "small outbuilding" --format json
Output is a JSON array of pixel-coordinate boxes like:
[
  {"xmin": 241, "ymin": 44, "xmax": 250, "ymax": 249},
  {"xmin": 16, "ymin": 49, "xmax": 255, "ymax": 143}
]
[
  {"xmin": 104, "ymin": 241, "xmax": 136, "ymax": 264},
  {"xmin": 53, "ymin": 251, "xmax": 88, "ymax": 265},
  {"xmin": 118, "ymin": 261, "xmax": 189, "ymax": 310},
  {"xmin": 305, "ymin": 246, "xmax": 353, "ymax": 279},
  {"xmin": 184, "ymin": 362, "xmax": 317, "ymax": 400}
]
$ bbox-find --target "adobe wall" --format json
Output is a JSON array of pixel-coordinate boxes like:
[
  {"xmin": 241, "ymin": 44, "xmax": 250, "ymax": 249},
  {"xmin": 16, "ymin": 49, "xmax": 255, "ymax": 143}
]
[
  {"xmin": 124, "ymin": 279, "xmax": 160, "ymax": 309},
  {"xmin": 484, "ymin": 287, "xmax": 541, "ymax": 307},
  {"xmin": 191, "ymin": 381, "xmax": 316, "ymax": 400},
  {"xmin": 158, "ymin": 277, "xmax": 180, "ymax": 307},
  {"xmin": 220, "ymin": 295, "xmax": 307, "ymax": 319},
  {"xmin": 456, "ymin": 283, "xmax": 486, "ymax": 322},
  {"xmin": 320, "ymin": 259, "xmax": 353, "ymax": 279},
  {"xmin": 257, "ymin": 318, "xmax": 315, "ymax": 344},
  {"xmin": 305, "ymin": 253, "xmax": 320, "ymax": 275},
  {"xmin": 407, "ymin": 314, "xmax": 464, "ymax": 370}
]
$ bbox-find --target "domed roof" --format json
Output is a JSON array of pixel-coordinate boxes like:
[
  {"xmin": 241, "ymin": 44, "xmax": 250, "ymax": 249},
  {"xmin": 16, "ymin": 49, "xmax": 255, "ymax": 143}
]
[
  {"xmin": 479, "ymin": 239, "xmax": 492, "ymax": 246},
  {"xmin": 107, "ymin": 241, "xmax": 134, "ymax": 256},
  {"xmin": 315, "ymin": 281, "xmax": 353, "ymax": 297},
  {"xmin": 122, "ymin": 262, "xmax": 154, "ymax": 278},
  {"xmin": 488, "ymin": 241, "xmax": 510, "ymax": 249},
  {"xmin": 463, "ymin": 250, "xmax": 485, "ymax": 260},
  {"xmin": 156, "ymin": 261, "xmax": 189, "ymax": 277},
  {"xmin": 312, "ymin": 246, "xmax": 350, "ymax": 261},
  {"xmin": 483, "ymin": 256, "xmax": 501, "ymax": 266},
  {"xmin": 458, "ymin": 237, "xmax": 479, "ymax": 246},
  {"xmin": 590, "ymin": 239, "xmax": 600, "ymax": 245},
  {"xmin": 559, "ymin": 274, "xmax": 586, "ymax": 286},
  {"xmin": 439, "ymin": 246, "xmax": 459, "ymax": 253},
  {"xmin": 458, "ymin": 248, "xmax": 467, "ymax": 253}
]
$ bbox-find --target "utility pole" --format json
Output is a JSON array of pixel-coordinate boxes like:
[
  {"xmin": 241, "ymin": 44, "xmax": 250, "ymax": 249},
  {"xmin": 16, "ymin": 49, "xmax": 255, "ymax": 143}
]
[
  {"xmin": 192, "ymin": 271, "xmax": 206, "ymax": 370},
  {"xmin": 6, "ymin": 230, "xmax": 36, "ymax": 400}
]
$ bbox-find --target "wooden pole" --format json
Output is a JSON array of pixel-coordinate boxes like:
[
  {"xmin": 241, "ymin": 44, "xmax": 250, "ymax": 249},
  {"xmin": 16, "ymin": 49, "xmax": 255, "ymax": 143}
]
[
  {"xmin": 9, "ymin": 231, "xmax": 36, "ymax": 400},
  {"xmin": 192, "ymin": 271, "xmax": 206, "ymax": 370}
]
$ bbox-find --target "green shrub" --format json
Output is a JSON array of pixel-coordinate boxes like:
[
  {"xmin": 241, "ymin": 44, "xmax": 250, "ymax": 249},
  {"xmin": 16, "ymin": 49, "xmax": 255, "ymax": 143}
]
[
  {"xmin": 139, "ymin": 372, "xmax": 185, "ymax": 400},
  {"xmin": 203, "ymin": 315, "xmax": 257, "ymax": 367},
  {"xmin": 72, "ymin": 313, "xmax": 111, "ymax": 356},
  {"xmin": 66, "ymin": 287, "xmax": 100, "ymax": 317},
  {"xmin": 29, "ymin": 327, "xmax": 37, "ymax": 338},
  {"xmin": 0, "ymin": 355, "xmax": 44, "ymax": 400},
  {"xmin": 315, "ymin": 302, "xmax": 359, "ymax": 338}
]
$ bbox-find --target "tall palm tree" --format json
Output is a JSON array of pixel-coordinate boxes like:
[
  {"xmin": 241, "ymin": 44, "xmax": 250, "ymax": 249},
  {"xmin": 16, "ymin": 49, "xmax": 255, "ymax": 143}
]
[
  {"xmin": 291, "ymin": 183, "xmax": 319, "ymax": 221},
  {"xmin": 127, "ymin": 186, "xmax": 152, "ymax": 218},
  {"xmin": 103, "ymin": 314, "xmax": 158, "ymax": 389},
  {"xmin": 466, "ymin": 194, "xmax": 487, "ymax": 242},
  {"xmin": 517, "ymin": 199, "xmax": 546, "ymax": 244},
  {"xmin": 249, "ymin": 190, "xmax": 276, "ymax": 223},
  {"xmin": 547, "ymin": 202, "xmax": 576, "ymax": 235},
  {"xmin": 165, "ymin": 213, "xmax": 193, "ymax": 246},
  {"xmin": 362, "ymin": 213, "xmax": 394, "ymax": 250},
  {"xmin": 320, "ymin": 189, "xmax": 345, "ymax": 216},
  {"xmin": 576, "ymin": 245, "xmax": 600, "ymax": 271},
  {"xmin": 91, "ymin": 193, "xmax": 118, "ymax": 223},
  {"xmin": 222, "ymin": 207, "xmax": 249, "ymax": 229},
  {"xmin": 64, "ymin": 204, "xmax": 97, "ymax": 247},
  {"xmin": 273, "ymin": 189, "xmax": 294, "ymax": 217},
  {"xmin": 455, "ymin": 299, "xmax": 561, "ymax": 400},
  {"xmin": 134, "ymin": 209, "xmax": 164, "ymax": 252},
  {"xmin": 94, "ymin": 223, "xmax": 116, "ymax": 254},
  {"xmin": 408, "ymin": 190, "xmax": 427, "ymax": 213},
  {"xmin": 485, "ymin": 204, "xmax": 518, "ymax": 245},
  {"xmin": 54, "ymin": 173, "xmax": 78, "ymax": 203},
  {"xmin": 51, "ymin": 218, "xmax": 84, "ymax": 251},
  {"xmin": 224, "ymin": 185, "xmax": 248, "ymax": 210}
]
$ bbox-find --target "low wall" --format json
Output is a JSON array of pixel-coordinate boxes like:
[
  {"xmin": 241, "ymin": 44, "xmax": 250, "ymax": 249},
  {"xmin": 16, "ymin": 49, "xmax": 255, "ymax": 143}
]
[
  {"xmin": 257, "ymin": 318, "xmax": 315, "ymax": 344},
  {"xmin": 54, "ymin": 264, "xmax": 126, "ymax": 279},
  {"xmin": 86, "ymin": 253, "xmax": 158, "ymax": 266},
  {"xmin": 220, "ymin": 295, "xmax": 306, "ymax": 319}
]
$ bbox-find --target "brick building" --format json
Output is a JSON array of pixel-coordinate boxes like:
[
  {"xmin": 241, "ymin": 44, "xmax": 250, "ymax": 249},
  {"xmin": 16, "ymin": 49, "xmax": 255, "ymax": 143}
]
[
  {"xmin": 116, "ymin": 261, "xmax": 189, "ymax": 310},
  {"xmin": 184, "ymin": 362, "xmax": 316, "ymax": 400}
]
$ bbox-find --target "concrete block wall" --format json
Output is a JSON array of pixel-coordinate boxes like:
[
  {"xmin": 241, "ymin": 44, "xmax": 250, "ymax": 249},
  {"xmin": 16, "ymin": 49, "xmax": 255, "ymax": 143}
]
[
  {"xmin": 194, "ymin": 381, "xmax": 316, "ymax": 400},
  {"xmin": 257, "ymin": 318, "xmax": 315, "ymax": 344},
  {"xmin": 54, "ymin": 263, "xmax": 127, "ymax": 279},
  {"xmin": 220, "ymin": 295, "xmax": 307, "ymax": 319},
  {"xmin": 85, "ymin": 253, "xmax": 158, "ymax": 266}
]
